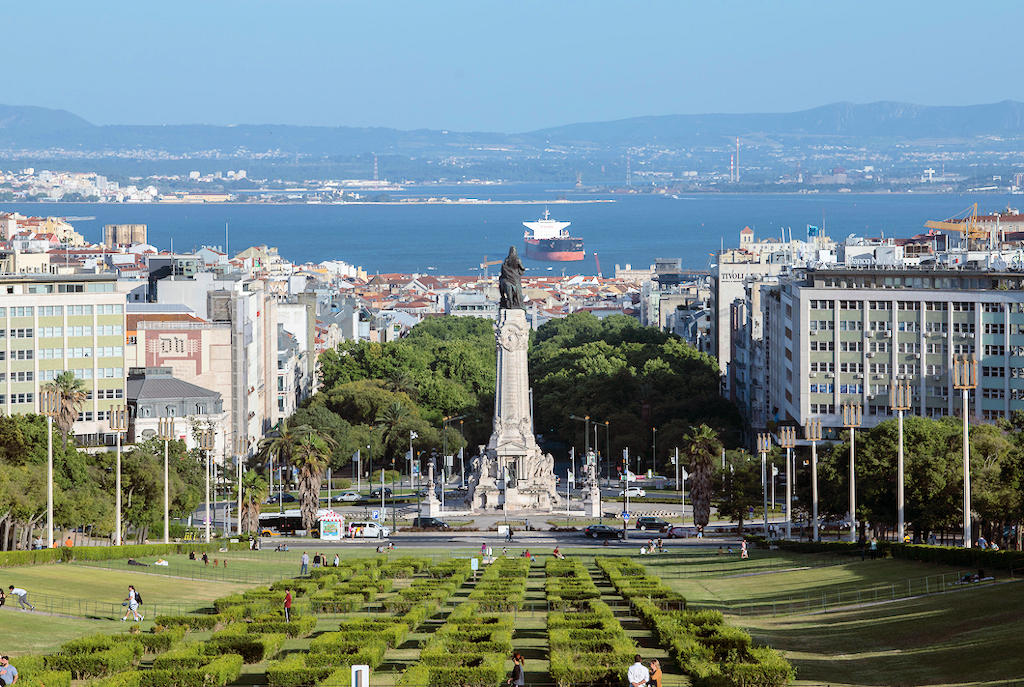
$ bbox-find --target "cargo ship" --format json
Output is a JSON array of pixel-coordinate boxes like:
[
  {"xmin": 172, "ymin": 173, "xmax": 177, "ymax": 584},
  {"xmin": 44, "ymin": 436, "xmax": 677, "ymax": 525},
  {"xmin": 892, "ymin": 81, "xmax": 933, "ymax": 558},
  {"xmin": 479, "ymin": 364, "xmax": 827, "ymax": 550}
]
[{"xmin": 522, "ymin": 210, "xmax": 584, "ymax": 261}]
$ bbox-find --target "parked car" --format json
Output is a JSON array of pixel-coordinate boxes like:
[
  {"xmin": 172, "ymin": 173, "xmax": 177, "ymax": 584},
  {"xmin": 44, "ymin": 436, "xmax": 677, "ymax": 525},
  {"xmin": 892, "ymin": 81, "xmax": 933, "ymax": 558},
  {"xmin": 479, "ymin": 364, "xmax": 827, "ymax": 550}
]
[
  {"xmin": 348, "ymin": 521, "xmax": 390, "ymax": 538},
  {"xmin": 583, "ymin": 524, "xmax": 625, "ymax": 540},
  {"xmin": 634, "ymin": 517, "xmax": 670, "ymax": 532},
  {"xmin": 618, "ymin": 486, "xmax": 646, "ymax": 498},
  {"xmin": 411, "ymin": 516, "xmax": 449, "ymax": 529},
  {"xmin": 264, "ymin": 493, "xmax": 297, "ymax": 504},
  {"xmin": 369, "ymin": 487, "xmax": 393, "ymax": 499},
  {"xmin": 666, "ymin": 526, "xmax": 692, "ymax": 539},
  {"xmin": 337, "ymin": 492, "xmax": 361, "ymax": 502}
]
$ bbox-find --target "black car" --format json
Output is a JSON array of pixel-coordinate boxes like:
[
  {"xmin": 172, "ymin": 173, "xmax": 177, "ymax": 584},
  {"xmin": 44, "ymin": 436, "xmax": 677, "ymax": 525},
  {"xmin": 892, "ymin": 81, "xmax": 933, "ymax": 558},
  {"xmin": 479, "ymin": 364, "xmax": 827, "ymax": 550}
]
[
  {"xmin": 411, "ymin": 516, "xmax": 449, "ymax": 529},
  {"xmin": 584, "ymin": 524, "xmax": 625, "ymax": 540},
  {"xmin": 369, "ymin": 487, "xmax": 393, "ymax": 499},
  {"xmin": 264, "ymin": 493, "xmax": 297, "ymax": 504},
  {"xmin": 635, "ymin": 517, "xmax": 670, "ymax": 532}
]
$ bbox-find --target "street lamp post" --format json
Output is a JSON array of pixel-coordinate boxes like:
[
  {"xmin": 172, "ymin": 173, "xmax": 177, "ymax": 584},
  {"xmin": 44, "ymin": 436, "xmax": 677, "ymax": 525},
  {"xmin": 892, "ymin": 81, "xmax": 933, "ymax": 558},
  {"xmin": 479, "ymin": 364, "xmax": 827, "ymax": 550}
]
[
  {"xmin": 651, "ymin": 427, "xmax": 657, "ymax": 478},
  {"xmin": 409, "ymin": 430, "xmax": 418, "ymax": 491},
  {"xmin": 891, "ymin": 380, "xmax": 912, "ymax": 543},
  {"xmin": 236, "ymin": 453, "xmax": 243, "ymax": 536},
  {"xmin": 804, "ymin": 419, "xmax": 822, "ymax": 541},
  {"xmin": 109, "ymin": 406, "xmax": 129, "ymax": 546},
  {"xmin": 953, "ymin": 354, "xmax": 977, "ymax": 548},
  {"xmin": 841, "ymin": 403, "xmax": 863, "ymax": 543},
  {"xmin": 604, "ymin": 421, "xmax": 610, "ymax": 484},
  {"xmin": 40, "ymin": 389, "xmax": 60, "ymax": 549},
  {"xmin": 156, "ymin": 417, "xmax": 175, "ymax": 544},
  {"xmin": 198, "ymin": 429, "xmax": 215, "ymax": 542},
  {"xmin": 779, "ymin": 427, "xmax": 797, "ymax": 539},
  {"xmin": 757, "ymin": 433, "xmax": 772, "ymax": 538}
]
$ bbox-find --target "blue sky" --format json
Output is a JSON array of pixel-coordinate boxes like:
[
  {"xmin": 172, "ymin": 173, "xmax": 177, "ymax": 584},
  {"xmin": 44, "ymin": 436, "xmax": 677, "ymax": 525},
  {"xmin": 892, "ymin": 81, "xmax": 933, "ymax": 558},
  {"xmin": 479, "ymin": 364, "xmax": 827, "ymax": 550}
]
[{"xmin": 3, "ymin": 1, "xmax": 1021, "ymax": 131}]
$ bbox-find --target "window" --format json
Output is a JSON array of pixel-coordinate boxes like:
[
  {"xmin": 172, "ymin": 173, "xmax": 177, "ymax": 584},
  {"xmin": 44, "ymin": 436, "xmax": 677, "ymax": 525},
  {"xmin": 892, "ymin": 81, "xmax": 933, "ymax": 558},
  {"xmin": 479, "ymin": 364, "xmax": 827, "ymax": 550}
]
[
  {"xmin": 839, "ymin": 383, "xmax": 864, "ymax": 394},
  {"xmin": 57, "ymin": 284, "xmax": 84, "ymax": 293},
  {"xmin": 925, "ymin": 322, "xmax": 948, "ymax": 333},
  {"xmin": 869, "ymin": 321, "xmax": 891, "ymax": 331},
  {"xmin": 809, "ymin": 320, "xmax": 834, "ymax": 331},
  {"xmin": 983, "ymin": 387, "xmax": 1005, "ymax": 399},
  {"xmin": 896, "ymin": 364, "xmax": 918, "ymax": 375},
  {"xmin": 810, "ymin": 341, "xmax": 834, "ymax": 352},
  {"xmin": 810, "ymin": 361, "xmax": 834, "ymax": 372},
  {"xmin": 929, "ymin": 385, "xmax": 949, "ymax": 397},
  {"xmin": 983, "ymin": 303, "xmax": 1003, "ymax": 313},
  {"xmin": 809, "ymin": 403, "xmax": 835, "ymax": 414},
  {"xmin": 870, "ymin": 341, "xmax": 889, "ymax": 353},
  {"xmin": 38, "ymin": 306, "xmax": 63, "ymax": 317},
  {"xmin": 76, "ymin": 411, "xmax": 94, "ymax": 421},
  {"xmin": 159, "ymin": 336, "xmax": 187, "ymax": 353},
  {"xmin": 11, "ymin": 393, "xmax": 33, "ymax": 404},
  {"xmin": 868, "ymin": 300, "xmax": 892, "ymax": 310},
  {"xmin": 70, "ymin": 368, "xmax": 93, "ymax": 380},
  {"xmin": 925, "ymin": 302, "xmax": 948, "ymax": 311},
  {"xmin": 898, "ymin": 321, "xmax": 919, "ymax": 332},
  {"xmin": 952, "ymin": 302, "xmax": 975, "ymax": 312},
  {"xmin": 96, "ymin": 325, "xmax": 123, "ymax": 336},
  {"xmin": 96, "ymin": 346, "xmax": 123, "ymax": 357},
  {"xmin": 68, "ymin": 326, "xmax": 92, "ymax": 337},
  {"xmin": 195, "ymin": 403, "xmax": 207, "ymax": 414},
  {"xmin": 839, "ymin": 300, "xmax": 864, "ymax": 310},
  {"xmin": 985, "ymin": 323, "xmax": 1006, "ymax": 335},
  {"xmin": 39, "ymin": 370, "xmax": 61, "ymax": 381},
  {"xmin": 10, "ymin": 349, "xmax": 33, "ymax": 360},
  {"xmin": 952, "ymin": 323, "xmax": 975, "ymax": 334},
  {"xmin": 10, "ymin": 371, "xmax": 33, "ymax": 383},
  {"xmin": 840, "ymin": 341, "xmax": 862, "ymax": 352},
  {"xmin": 809, "ymin": 300, "xmax": 834, "ymax": 310},
  {"xmin": 96, "ymin": 304, "xmax": 123, "ymax": 315},
  {"xmin": 97, "ymin": 367, "xmax": 123, "ymax": 378},
  {"xmin": 94, "ymin": 388, "xmax": 124, "ymax": 399},
  {"xmin": 898, "ymin": 301, "xmax": 921, "ymax": 311},
  {"xmin": 925, "ymin": 364, "xmax": 945, "ymax": 375},
  {"xmin": 839, "ymin": 362, "xmax": 863, "ymax": 374},
  {"xmin": 38, "ymin": 327, "xmax": 63, "ymax": 338},
  {"xmin": 984, "ymin": 345, "xmax": 1006, "ymax": 356},
  {"xmin": 983, "ymin": 409, "xmax": 1005, "ymax": 421},
  {"xmin": 1012, "ymin": 388, "xmax": 1024, "ymax": 400},
  {"xmin": 870, "ymin": 363, "xmax": 890, "ymax": 374},
  {"xmin": 925, "ymin": 343, "xmax": 947, "ymax": 355},
  {"xmin": 9, "ymin": 306, "xmax": 33, "ymax": 317},
  {"xmin": 953, "ymin": 344, "xmax": 975, "ymax": 355},
  {"xmin": 982, "ymin": 366, "xmax": 1006, "ymax": 377},
  {"xmin": 809, "ymin": 383, "xmax": 834, "ymax": 393},
  {"xmin": 67, "ymin": 305, "xmax": 93, "ymax": 316},
  {"xmin": 127, "ymin": 335, "xmax": 138, "ymax": 345},
  {"xmin": 840, "ymin": 320, "xmax": 863, "ymax": 331},
  {"xmin": 39, "ymin": 348, "xmax": 63, "ymax": 359},
  {"xmin": 871, "ymin": 384, "xmax": 890, "ymax": 396},
  {"xmin": 9, "ymin": 328, "xmax": 33, "ymax": 338},
  {"xmin": 897, "ymin": 342, "xmax": 920, "ymax": 353}
]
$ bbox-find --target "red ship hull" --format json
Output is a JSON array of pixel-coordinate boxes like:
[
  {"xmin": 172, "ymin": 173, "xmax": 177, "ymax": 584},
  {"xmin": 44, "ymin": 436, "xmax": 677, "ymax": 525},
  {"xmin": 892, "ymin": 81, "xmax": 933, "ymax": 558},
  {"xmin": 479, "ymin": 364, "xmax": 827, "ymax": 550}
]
[{"xmin": 524, "ymin": 238, "xmax": 585, "ymax": 262}]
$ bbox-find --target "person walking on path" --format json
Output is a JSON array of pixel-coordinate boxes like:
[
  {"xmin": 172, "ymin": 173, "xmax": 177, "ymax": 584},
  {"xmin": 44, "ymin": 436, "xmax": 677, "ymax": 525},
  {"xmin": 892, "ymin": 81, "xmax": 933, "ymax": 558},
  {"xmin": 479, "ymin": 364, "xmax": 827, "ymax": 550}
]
[
  {"xmin": 333, "ymin": 553, "xmax": 340, "ymax": 567},
  {"xmin": 869, "ymin": 537, "xmax": 878, "ymax": 560},
  {"xmin": 507, "ymin": 652, "xmax": 525, "ymax": 687},
  {"xmin": 121, "ymin": 585, "xmax": 143, "ymax": 622},
  {"xmin": 283, "ymin": 588, "xmax": 292, "ymax": 623},
  {"xmin": 627, "ymin": 655, "xmax": 650, "ymax": 687},
  {"xmin": 0, "ymin": 655, "xmax": 19, "ymax": 685},
  {"xmin": 7, "ymin": 586, "xmax": 34, "ymax": 611},
  {"xmin": 300, "ymin": 552, "xmax": 309, "ymax": 576},
  {"xmin": 648, "ymin": 660, "xmax": 662, "ymax": 687},
  {"xmin": 740, "ymin": 539, "xmax": 749, "ymax": 560}
]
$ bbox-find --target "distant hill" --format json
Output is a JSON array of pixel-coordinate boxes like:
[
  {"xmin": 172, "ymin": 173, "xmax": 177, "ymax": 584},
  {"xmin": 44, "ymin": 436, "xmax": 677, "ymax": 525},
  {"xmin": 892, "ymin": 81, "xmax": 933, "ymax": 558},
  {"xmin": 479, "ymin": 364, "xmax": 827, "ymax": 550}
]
[{"xmin": 1, "ymin": 101, "xmax": 1023, "ymax": 154}]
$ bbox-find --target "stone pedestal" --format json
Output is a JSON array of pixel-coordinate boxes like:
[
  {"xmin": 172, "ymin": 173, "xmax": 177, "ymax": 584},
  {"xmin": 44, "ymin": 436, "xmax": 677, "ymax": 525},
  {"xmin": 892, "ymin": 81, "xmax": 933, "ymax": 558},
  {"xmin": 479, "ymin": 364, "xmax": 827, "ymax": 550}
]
[
  {"xmin": 467, "ymin": 308, "xmax": 559, "ymax": 512},
  {"xmin": 424, "ymin": 463, "xmax": 442, "ymax": 516}
]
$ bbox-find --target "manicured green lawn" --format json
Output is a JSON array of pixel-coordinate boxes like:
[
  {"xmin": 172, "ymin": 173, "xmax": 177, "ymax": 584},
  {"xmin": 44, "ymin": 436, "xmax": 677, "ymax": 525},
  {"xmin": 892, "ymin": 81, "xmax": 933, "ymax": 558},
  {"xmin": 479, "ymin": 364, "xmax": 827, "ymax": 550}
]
[{"xmin": 0, "ymin": 610, "xmax": 116, "ymax": 655}]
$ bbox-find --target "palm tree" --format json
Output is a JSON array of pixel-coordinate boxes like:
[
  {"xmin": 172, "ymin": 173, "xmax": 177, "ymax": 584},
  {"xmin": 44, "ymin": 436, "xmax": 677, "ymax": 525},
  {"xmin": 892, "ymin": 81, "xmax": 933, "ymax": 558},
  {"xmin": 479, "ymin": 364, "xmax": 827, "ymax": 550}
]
[
  {"xmin": 43, "ymin": 371, "xmax": 88, "ymax": 446},
  {"xmin": 683, "ymin": 424, "xmax": 722, "ymax": 529},
  {"xmin": 375, "ymin": 401, "xmax": 411, "ymax": 468},
  {"xmin": 289, "ymin": 425, "xmax": 337, "ymax": 531},
  {"xmin": 257, "ymin": 418, "xmax": 298, "ymax": 489},
  {"xmin": 238, "ymin": 470, "xmax": 269, "ymax": 534}
]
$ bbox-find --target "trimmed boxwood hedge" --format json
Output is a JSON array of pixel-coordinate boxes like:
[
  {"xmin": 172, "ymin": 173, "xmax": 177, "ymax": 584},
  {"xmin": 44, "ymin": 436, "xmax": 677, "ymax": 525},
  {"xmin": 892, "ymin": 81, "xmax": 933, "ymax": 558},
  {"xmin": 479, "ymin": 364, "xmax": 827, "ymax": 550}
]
[
  {"xmin": 208, "ymin": 625, "xmax": 286, "ymax": 663},
  {"xmin": 141, "ymin": 654, "xmax": 242, "ymax": 687},
  {"xmin": 247, "ymin": 614, "xmax": 317, "ymax": 638},
  {"xmin": 45, "ymin": 643, "xmax": 141, "ymax": 679},
  {"xmin": 0, "ymin": 541, "xmax": 249, "ymax": 568}
]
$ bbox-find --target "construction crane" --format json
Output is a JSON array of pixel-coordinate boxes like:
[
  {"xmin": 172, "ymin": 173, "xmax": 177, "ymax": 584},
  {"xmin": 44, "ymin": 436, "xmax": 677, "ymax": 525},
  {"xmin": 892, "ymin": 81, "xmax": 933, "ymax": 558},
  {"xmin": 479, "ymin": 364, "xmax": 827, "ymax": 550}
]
[
  {"xmin": 479, "ymin": 255, "xmax": 503, "ymax": 278},
  {"xmin": 593, "ymin": 252, "xmax": 603, "ymax": 279},
  {"xmin": 924, "ymin": 203, "xmax": 989, "ymax": 248}
]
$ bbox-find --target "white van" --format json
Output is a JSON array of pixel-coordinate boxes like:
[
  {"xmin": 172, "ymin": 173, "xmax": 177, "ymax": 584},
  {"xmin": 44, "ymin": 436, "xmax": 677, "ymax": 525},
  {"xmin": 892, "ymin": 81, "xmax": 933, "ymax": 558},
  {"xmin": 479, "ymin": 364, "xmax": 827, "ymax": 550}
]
[{"xmin": 348, "ymin": 521, "xmax": 390, "ymax": 538}]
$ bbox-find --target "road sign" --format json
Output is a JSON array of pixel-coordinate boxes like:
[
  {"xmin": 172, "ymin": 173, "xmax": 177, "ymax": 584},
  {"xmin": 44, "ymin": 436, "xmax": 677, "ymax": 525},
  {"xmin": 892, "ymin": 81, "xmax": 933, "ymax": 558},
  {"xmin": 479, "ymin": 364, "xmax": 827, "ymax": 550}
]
[
  {"xmin": 371, "ymin": 510, "xmax": 380, "ymax": 521},
  {"xmin": 621, "ymin": 511, "xmax": 630, "ymax": 521},
  {"xmin": 681, "ymin": 468, "xmax": 689, "ymax": 480}
]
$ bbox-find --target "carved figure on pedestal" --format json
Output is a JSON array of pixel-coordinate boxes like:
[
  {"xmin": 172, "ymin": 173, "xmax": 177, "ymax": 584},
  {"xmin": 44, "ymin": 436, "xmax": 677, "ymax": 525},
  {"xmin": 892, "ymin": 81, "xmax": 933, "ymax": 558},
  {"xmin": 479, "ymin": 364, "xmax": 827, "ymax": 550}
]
[{"xmin": 499, "ymin": 247, "xmax": 525, "ymax": 310}]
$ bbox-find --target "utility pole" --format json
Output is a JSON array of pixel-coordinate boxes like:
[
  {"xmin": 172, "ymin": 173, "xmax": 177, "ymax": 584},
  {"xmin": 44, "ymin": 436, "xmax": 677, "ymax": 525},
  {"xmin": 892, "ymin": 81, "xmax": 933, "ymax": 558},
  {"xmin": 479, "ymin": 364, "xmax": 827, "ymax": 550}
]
[
  {"xmin": 953, "ymin": 355, "xmax": 977, "ymax": 548},
  {"xmin": 157, "ymin": 417, "xmax": 175, "ymax": 544},
  {"xmin": 199, "ymin": 429, "xmax": 215, "ymax": 542},
  {"xmin": 236, "ymin": 453, "xmax": 243, "ymax": 536},
  {"xmin": 891, "ymin": 381, "xmax": 912, "ymax": 543},
  {"xmin": 109, "ymin": 406, "xmax": 129, "ymax": 546},
  {"xmin": 779, "ymin": 427, "xmax": 797, "ymax": 539},
  {"xmin": 804, "ymin": 420, "xmax": 822, "ymax": 541},
  {"xmin": 41, "ymin": 390, "xmax": 60, "ymax": 549},
  {"xmin": 841, "ymin": 403, "xmax": 863, "ymax": 543},
  {"xmin": 622, "ymin": 447, "xmax": 629, "ymax": 540},
  {"xmin": 757, "ymin": 433, "xmax": 772, "ymax": 538},
  {"xmin": 651, "ymin": 427, "xmax": 657, "ymax": 478}
]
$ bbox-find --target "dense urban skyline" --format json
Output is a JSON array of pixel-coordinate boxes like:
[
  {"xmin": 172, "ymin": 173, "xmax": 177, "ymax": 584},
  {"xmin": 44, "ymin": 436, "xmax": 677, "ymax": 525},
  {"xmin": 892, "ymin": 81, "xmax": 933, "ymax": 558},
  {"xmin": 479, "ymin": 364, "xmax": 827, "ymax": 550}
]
[{"xmin": 3, "ymin": 1, "xmax": 1023, "ymax": 131}]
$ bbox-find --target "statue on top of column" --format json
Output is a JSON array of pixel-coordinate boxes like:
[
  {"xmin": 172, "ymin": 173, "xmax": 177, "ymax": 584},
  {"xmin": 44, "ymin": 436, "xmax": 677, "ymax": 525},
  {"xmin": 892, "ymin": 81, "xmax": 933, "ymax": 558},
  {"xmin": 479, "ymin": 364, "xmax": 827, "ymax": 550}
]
[{"xmin": 499, "ymin": 246, "xmax": 525, "ymax": 310}]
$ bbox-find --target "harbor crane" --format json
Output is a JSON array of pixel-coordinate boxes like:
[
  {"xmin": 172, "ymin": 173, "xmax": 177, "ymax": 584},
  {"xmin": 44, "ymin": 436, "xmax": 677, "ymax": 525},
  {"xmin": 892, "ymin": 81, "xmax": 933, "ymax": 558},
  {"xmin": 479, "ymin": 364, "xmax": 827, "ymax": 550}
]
[
  {"xmin": 480, "ymin": 255, "xmax": 503, "ymax": 278},
  {"xmin": 924, "ymin": 203, "xmax": 989, "ymax": 248}
]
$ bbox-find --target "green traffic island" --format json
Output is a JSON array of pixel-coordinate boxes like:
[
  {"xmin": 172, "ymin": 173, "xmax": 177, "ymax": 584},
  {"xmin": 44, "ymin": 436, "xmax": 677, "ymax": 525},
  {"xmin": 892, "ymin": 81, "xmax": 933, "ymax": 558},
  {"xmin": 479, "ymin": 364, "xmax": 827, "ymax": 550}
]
[{"xmin": 597, "ymin": 557, "xmax": 795, "ymax": 687}]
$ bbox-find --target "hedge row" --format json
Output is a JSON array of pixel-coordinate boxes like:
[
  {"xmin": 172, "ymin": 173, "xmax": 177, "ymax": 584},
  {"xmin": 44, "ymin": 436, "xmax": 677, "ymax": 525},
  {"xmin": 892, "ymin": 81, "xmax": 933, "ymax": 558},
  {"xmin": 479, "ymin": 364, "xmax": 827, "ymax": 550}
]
[
  {"xmin": 545, "ymin": 560, "xmax": 637, "ymax": 687},
  {"xmin": 0, "ymin": 541, "xmax": 249, "ymax": 568},
  {"xmin": 545, "ymin": 559, "xmax": 601, "ymax": 608},
  {"xmin": 384, "ymin": 560, "xmax": 470, "ymax": 613},
  {"xmin": 398, "ymin": 602, "xmax": 515, "ymax": 687},
  {"xmin": 600, "ymin": 558, "xmax": 794, "ymax": 687},
  {"xmin": 468, "ymin": 557, "xmax": 529, "ymax": 611},
  {"xmin": 773, "ymin": 539, "xmax": 1024, "ymax": 571},
  {"xmin": 142, "ymin": 654, "xmax": 243, "ymax": 687},
  {"xmin": 596, "ymin": 557, "xmax": 686, "ymax": 606},
  {"xmin": 44, "ymin": 635, "xmax": 143, "ymax": 679}
]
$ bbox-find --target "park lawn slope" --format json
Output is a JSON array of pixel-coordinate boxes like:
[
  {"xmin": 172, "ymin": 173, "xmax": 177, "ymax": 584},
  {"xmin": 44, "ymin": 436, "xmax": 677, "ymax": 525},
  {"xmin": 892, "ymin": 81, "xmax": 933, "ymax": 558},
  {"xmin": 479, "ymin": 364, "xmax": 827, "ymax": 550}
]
[{"xmin": 0, "ymin": 609, "xmax": 113, "ymax": 654}]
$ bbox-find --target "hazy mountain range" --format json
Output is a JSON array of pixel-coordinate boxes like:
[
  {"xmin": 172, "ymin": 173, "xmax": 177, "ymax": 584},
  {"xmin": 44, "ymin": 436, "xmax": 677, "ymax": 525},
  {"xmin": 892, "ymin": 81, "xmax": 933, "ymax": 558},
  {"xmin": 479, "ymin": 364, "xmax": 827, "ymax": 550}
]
[{"xmin": 1, "ymin": 101, "xmax": 1023, "ymax": 156}]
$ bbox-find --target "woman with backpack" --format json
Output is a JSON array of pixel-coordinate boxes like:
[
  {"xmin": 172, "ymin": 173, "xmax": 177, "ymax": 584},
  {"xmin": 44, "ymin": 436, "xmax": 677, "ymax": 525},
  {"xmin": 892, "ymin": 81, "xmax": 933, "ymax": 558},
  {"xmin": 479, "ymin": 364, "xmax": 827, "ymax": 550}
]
[{"xmin": 121, "ymin": 584, "xmax": 143, "ymax": 622}]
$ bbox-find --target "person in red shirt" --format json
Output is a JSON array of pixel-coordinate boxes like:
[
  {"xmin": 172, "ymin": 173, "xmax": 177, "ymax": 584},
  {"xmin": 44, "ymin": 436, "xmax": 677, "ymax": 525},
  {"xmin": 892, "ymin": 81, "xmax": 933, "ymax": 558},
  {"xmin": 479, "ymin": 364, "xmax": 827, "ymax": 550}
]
[{"xmin": 283, "ymin": 589, "xmax": 292, "ymax": 623}]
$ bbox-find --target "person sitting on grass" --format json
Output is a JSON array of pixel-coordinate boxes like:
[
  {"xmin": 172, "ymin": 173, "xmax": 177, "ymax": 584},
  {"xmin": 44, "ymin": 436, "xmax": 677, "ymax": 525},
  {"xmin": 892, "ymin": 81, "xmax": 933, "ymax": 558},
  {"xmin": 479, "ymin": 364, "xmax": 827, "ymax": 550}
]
[{"xmin": 0, "ymin": 655, "xmax": 19, "ymax": 686}]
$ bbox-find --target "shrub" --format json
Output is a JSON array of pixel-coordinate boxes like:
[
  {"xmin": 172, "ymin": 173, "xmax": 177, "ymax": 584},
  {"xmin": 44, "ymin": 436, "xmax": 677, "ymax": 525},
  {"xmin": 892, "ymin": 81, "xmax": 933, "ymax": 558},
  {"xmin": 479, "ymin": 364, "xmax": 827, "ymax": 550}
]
[
  {"xmin": 266, "ymin": 655, "xmax": 333, "ymax": 687},
  {"xmin": 208, "ymin": 626, "xmax": 286, "ymax": 663},
  {"xmin": 88, "ymin": 672, "xmax": 141, "ymax": 687},
  {"xmin": 247, "ymin": 615, "xmax": 317, "ymax": 638},
  {"xmin": 152, "ymin": 613, "xmax": 226, "ymax": 632},
  {"xmin": 152, "ymin": 644, "xmax": 207, "ymax": 670},
  {"xmin": 45, "ymin": 644, "xmax": 141, "ymax": 679},
  {"xmin": 18, "ymin": 670, "xmax": 72, "ymax": 687},
  {"xmin": 137, "ymin": 627, "xmax": 186, "ymax": 653},
  {"xmin": 142, "ymin": 654, "xmax": 242, "ymax": 687}
]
